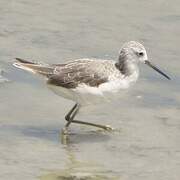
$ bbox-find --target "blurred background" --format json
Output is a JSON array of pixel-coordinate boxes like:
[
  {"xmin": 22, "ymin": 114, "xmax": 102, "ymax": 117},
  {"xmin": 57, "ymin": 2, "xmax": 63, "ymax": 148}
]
[{"xmin": 0, "ymin": 0, "xmax": 180, "ymax": 180}]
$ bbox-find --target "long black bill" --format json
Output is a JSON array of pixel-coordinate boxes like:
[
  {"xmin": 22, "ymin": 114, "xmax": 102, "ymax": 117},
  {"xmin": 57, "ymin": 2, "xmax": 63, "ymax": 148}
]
[{"xmin": 145, "ymin": 60, "xmax": 171, "ymax": 80}]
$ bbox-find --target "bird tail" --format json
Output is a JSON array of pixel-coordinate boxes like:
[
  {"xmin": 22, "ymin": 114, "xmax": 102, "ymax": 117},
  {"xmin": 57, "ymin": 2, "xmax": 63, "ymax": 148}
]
[{"xmin": 13, "ymin": 58, "xmax": 55, "ymax": 77}]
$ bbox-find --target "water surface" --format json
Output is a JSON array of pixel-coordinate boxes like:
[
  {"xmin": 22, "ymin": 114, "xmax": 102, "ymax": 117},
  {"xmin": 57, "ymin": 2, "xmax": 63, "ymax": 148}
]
[{"xmin": 0, "ymin": 0, "xmax": 180, "ymax": 180}]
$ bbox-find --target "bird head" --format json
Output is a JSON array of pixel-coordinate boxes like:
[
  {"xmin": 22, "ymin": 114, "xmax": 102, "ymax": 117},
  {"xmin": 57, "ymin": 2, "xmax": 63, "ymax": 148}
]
[{"xmin": 119, "ymin": 41, "xmax": 170, "ymax": 80}]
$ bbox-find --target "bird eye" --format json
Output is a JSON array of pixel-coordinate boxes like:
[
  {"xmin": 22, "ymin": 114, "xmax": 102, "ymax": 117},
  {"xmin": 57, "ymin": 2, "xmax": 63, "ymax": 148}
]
[{"xmin": 138, "ymin": 52, "xmax": 144, "ymax": 56}]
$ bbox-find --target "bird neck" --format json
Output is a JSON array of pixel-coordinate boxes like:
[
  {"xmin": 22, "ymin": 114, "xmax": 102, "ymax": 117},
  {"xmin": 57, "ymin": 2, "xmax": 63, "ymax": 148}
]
[{"xmin": 115, "ymin": 54, "xmax": 139, "ymax": 77}]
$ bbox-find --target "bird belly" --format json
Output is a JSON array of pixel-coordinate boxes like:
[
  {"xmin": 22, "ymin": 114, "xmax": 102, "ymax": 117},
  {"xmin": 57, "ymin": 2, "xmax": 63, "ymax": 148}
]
[
  {"xmin": 72, "ymin": 79, "xmax": 132, "ymax": 105},
  {"xmin": 47, "ymin": 76, "xmax": 137, "ymax": 106}
]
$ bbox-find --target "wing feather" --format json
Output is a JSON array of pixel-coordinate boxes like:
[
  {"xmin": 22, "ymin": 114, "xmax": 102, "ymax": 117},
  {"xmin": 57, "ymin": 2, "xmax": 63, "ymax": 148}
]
[{"xmin": 47, "ymin": 60, "xmax": 109, "ymax": 89}]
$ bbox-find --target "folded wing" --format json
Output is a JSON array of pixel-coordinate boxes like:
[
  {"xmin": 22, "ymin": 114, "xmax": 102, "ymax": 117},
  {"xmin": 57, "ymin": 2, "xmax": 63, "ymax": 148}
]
[
  {"xmin": 14, "ymin": 58, "xmax": 109, "ymax": 89},
  {"xmin": 48, "ymin": 60, "xmax": 108, "ymax": 89}
]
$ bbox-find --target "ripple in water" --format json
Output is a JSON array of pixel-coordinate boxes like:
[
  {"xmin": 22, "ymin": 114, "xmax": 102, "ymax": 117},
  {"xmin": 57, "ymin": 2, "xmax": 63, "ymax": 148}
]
[{"xmin": 0, "ymin": 69, "xmax": 9, "ymax": 83}]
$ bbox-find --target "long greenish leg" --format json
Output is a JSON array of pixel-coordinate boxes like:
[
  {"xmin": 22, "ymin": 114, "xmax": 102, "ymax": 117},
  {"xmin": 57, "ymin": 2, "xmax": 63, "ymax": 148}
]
[
  {"xmin": 61, "ymin": 103, "xmax": 79, "ymax": 144},
  {"xmin": 62, "ymin": 103, "xmax": 78, "ymax": 135},
  {"xmin": 69, "ymin": 119, "xmax": 114, "ymax": 131},
  {"xmin": 65, "ymin": 103, "xmax": 78, "ymax": 123},
  {"xmin": 63, "ymin": 103, "xmax": 114, "ymax": 134},
  {"xmin": 65, "ymin": 104, "xmax": 79, "ymax": 128},
  {"xmin": 64, "ymin": 103, "xmax": 113, "ymax": 131}
]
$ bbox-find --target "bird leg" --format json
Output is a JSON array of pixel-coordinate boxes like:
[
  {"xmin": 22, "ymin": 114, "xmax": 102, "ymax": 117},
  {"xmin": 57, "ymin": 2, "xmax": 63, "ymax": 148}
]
[
  {"xmin": 62, "ymin": 103, "xmax": 78, "ymax": 135},
  {"xmin": 61, "ymin": 103, "xmax": 79, "ymax": 144},
  {"xmin": 63, "ymin": 103, "xmax": 114, "ymax": 133},
  {"xmin": 71, "ymin": 119, "xmax": 114, "ymax": 131},
  {"xmin": 65, "ymin": 103, "xmax": 78, "ymax": 128}
]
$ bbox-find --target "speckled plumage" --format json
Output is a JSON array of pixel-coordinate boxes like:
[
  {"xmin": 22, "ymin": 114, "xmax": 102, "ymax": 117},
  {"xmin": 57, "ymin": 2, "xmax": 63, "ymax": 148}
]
[
  {"xmin": 13, "ymin": 41, "xmax": 148, "ymax": 105},
  {"xmin": 13, "ymin": 41, "xmax": 170, "ymax": 133},
  {"xmin": 48, "ymin": 58, "xmax": 124, "ymax": 88}
]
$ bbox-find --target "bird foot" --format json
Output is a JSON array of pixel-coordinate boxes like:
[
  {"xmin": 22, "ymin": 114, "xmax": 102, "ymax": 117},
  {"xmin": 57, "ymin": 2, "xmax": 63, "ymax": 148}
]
[
  {"xmin": 103, "ymin": 125, "xmax": 115, "ymax": 131},
  {"xmin": 62, "ymin": 127, "xmax": 69, "ymax": 135}
]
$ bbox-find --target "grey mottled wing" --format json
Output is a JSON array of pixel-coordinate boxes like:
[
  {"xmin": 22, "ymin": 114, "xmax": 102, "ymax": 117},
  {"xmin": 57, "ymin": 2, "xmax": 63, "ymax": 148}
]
[{"xmin": 47, "ymin": 59, "xmax": 109, "ymax": 89}]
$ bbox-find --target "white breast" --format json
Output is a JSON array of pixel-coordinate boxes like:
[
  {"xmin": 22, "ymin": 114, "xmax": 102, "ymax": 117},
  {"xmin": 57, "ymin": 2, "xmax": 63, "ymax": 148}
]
[
  {"xmin": 73, "ymin": 70, "xmax": 139, "ymax": 105},
  {"xmin": 47, "ymin": 68, "xmax": 139, "ymax": 106}
]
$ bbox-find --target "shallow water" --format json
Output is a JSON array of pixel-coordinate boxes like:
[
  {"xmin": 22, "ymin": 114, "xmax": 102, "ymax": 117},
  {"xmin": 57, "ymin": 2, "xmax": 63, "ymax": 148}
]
[{"xmin": 0, "ymin": 0, "xmax": 180, "ymax": 180}]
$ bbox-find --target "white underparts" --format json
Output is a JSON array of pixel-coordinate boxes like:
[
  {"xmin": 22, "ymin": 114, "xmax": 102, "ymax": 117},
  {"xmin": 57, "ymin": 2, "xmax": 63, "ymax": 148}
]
[{"xmin": 48, "ymin": 69, "xmax": 139, "ymax": 106}]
